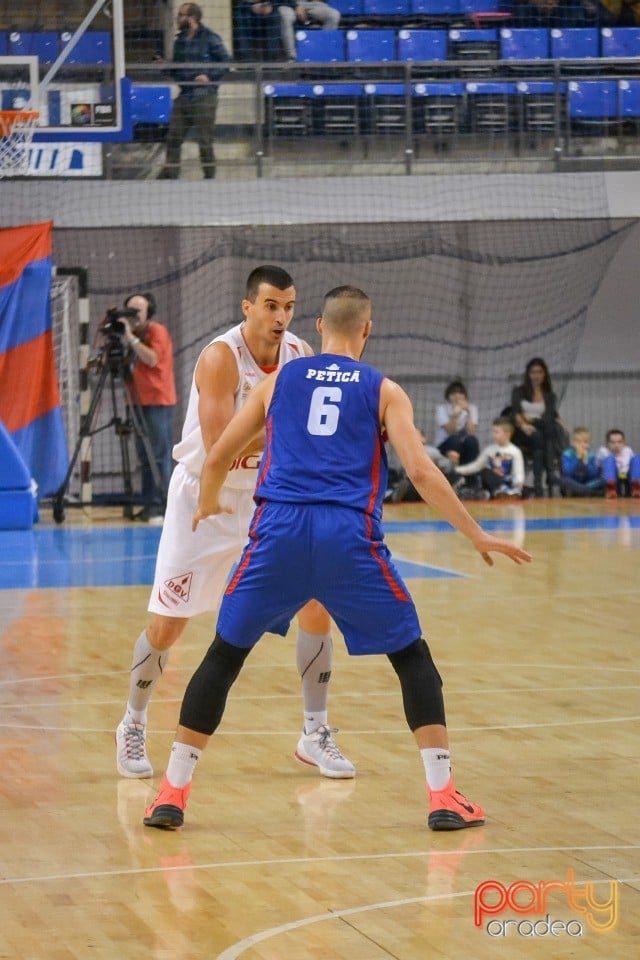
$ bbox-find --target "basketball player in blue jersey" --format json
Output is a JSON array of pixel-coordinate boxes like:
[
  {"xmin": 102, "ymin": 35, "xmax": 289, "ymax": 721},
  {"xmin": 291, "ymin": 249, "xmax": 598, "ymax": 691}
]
[{"xmin": 144, "ymin": 286, "xmax": 532, "ymax": 832}]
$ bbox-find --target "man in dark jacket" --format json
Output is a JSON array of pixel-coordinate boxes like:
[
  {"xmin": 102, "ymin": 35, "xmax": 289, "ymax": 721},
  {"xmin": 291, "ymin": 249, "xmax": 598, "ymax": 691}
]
[{"xmin": 159, "ymin": 3, "xmax": 230, "ymax": 179}]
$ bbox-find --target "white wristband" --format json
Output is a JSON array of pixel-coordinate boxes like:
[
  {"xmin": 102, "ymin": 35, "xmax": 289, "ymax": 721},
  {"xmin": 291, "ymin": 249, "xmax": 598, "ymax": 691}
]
[{"xmin": 131, "ymin": 337, "xmax": 140, "ymax": 346}]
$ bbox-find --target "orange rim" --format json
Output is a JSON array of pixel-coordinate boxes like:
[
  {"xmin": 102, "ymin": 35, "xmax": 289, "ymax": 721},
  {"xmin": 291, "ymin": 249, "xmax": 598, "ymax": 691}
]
[{"xmin": 0, "ymin": 110, "xmax": 39, "ymax": 136}]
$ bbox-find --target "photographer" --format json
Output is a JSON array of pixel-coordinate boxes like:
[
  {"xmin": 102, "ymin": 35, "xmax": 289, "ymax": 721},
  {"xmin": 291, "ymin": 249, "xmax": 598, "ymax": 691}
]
[{"xmin": 120, "ymin": 293, "xmax": 176, "ymax": 523}]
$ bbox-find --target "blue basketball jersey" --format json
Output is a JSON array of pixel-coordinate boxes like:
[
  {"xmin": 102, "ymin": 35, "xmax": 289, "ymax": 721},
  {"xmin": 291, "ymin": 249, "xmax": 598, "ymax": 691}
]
[{"xmin": 254, "ymin": 354, "xmax": 388, "ymax": 520}]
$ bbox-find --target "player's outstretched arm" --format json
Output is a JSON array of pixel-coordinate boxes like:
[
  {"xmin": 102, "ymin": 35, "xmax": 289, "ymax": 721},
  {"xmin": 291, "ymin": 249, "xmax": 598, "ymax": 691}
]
[{"xmin": 382, "ymin": 380, "xmax": 532, "ymax": 568}]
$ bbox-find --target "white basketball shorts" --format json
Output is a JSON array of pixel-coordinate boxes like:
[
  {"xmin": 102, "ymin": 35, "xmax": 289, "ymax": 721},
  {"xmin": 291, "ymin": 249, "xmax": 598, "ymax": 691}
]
[{"xmin": 148, "ymin": 463, "xmax": 257, "ymax": 618}]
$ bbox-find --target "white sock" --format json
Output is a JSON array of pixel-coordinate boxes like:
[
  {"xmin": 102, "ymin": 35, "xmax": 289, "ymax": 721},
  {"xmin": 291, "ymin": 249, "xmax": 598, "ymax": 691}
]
[
  {"xmin": 126, "ymin": 630, "xmax": 171, "ymax": 714},
  {"xmin": 124, "ymin": 704, "xmax": 147, "ymax": 726},
  {"xmin": 166, "ymin": 741, "xmax": 202, "ymax": 788},
  {"xmin": 304, "ymin": 711, "xmax": 328, "ymax": 736},
  {"xmin": 297, "ymin": 629, "xmax": 333, "ymax": 729},
  {"xmin": 421, "ymin": 747, "xmax": 451, "ymax": 792}
]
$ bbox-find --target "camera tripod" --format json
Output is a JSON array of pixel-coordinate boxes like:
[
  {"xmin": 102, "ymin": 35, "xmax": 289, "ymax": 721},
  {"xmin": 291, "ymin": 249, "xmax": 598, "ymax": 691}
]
[{"xmin": 52, "ymin": 346, "xmax": 164, "ymax": 524}]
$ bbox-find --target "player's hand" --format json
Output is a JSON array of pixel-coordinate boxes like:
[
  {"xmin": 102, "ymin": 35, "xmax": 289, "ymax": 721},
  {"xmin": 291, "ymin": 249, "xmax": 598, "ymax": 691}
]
[
  {"xmin": 192, "ymin": 501, "xmax": 231, "ymax": 530},
  {"xmin": 471, "ymin": 533, "xmax": 533, "ymax": 567}
]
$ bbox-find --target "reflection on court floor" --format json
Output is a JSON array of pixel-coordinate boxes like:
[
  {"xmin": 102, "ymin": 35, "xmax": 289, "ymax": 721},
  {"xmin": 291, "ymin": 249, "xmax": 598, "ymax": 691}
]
[{"xmin": 2, "ymin": 512, "xmax": 638, "ymax": 589}]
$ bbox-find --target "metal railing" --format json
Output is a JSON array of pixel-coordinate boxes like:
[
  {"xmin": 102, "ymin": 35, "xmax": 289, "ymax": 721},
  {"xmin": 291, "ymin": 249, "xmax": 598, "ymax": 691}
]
[{"xmin": 115, "ymin": 57, "xmax": 640, "ymax": 178}]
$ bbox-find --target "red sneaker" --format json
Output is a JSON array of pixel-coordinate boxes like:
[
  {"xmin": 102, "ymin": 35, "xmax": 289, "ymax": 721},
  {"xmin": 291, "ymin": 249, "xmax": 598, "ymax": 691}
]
[
  {"xmin": 605, "ymin": 481, "xmax": 618, "ymax": 500},
  {"xmin": 143, "ymin": 773, "xmax": 191, "ymax": 830},
  {"xmin": 632, "ymin": 480, "xmax": 640, "ymax": 499},
  {"xmin": 428, "ymin": 780, "xmax": 485, "ymax": 831}
]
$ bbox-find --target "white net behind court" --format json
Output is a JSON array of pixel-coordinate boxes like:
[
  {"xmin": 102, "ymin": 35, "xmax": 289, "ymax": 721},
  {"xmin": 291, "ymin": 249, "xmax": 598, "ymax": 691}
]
[
  {"xmin": 51, "ymin": 272, "xmax": 81, "ymax": 495},
  {"xmin": 3, "ymin": 173, "xmax": 639, "ymax": 497}
]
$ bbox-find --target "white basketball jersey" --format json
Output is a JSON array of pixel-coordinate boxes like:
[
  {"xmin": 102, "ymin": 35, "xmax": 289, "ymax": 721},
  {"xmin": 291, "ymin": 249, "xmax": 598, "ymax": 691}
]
[{"xmin": 172, "ymin": 322, "xmax": 306, "ymax": 488}]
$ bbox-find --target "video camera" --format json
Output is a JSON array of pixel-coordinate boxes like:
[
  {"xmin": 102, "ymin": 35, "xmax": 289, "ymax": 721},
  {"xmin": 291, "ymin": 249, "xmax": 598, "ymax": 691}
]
[
  {"xmin": 102, "ymin": 305, "xmax": 139, "ymax": 337},
  {"xmin": 89, "ymin": 305, "xmax": 140, "ymax": 374}
]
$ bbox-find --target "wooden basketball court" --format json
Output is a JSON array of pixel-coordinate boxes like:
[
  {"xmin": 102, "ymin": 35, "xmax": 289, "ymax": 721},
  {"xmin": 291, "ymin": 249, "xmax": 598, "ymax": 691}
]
[{"xmin": 1, "ymin": 497, "xmax": 638, "ymax": 959}]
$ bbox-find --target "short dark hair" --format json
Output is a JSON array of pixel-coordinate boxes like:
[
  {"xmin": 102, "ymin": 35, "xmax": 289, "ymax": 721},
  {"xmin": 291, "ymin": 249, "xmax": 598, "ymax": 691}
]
[
  {"xmin": 124, "ymin": 291, "xmax": 156, "ymax": 319},
  {"xmin": 183, "ymin": 3, "xmax": 202, "ymax": 21},
  {"xmin": 246, "ymin": 265, "xmax": 294, "ymax": 300},
  {"xmin": 493, "ymin": 416, "xmax": 514, "ymax": 435},
  {"xmin": 322, "ymin": 286, "xmax": 371, "ymax": 332},
  {"xmin": 606, "ymin": 428, "xmax": 625, "ymax": 442},
  {"xmin": 444, "ymin": 379, "xmax": 467, "ymax": 400}
]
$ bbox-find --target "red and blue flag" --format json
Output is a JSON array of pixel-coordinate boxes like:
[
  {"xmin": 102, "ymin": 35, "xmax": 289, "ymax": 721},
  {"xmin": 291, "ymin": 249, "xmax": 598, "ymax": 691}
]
[{"xmin": 0, "ymin": 221, "xmax": 69, "ymax": 496}]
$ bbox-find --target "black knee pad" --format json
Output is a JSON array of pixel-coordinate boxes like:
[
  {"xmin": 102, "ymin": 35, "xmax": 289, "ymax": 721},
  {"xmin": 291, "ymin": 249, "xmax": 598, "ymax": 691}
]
[
  {"xmin": 387, "ymin": 637, "xmax": 446, "ymax": 731},
  {"xmin": 179, "ymin": 633, "xmax": 251, "ymax": 736}
]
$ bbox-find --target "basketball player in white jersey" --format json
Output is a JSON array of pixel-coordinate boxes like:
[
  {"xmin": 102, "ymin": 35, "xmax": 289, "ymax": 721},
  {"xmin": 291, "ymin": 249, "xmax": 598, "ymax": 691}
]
[{"xmin": 116, "ymin": 265, "xmax": 355, "ymax": 780}]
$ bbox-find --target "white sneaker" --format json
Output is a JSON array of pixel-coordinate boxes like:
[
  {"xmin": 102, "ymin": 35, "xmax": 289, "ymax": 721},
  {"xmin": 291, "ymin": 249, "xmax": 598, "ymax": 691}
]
[
  {"xmin": 116, "ymin": 720, "xmax": 153, "ymax": 778},
  {"xmin": 295, "ymin": 725, "xmax": 356, "ymax": 779}
]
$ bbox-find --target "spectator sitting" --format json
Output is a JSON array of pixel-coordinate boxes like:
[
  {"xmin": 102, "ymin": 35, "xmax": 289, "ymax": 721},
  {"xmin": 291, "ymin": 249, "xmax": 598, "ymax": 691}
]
[
  {"xmin": 596, "ymin": 428, "xmax": 640, "ymax": 499},
  {"xmin": 278, "ymin": 0, "xmax": 341, "ymax": 62},
  {"xmin": 453, "ymin": 417, "xmax": 525, "ymax": 501},
  {"xmin": 435, "ymin": 379, "xmax": 480, "ymax": 474},
  {"xmin": 389, "ymin": 429, "xmax": 454, "ymax": 503},
  {"xmin": 560, "ymin": 427, "xmax": 605, "ymax": 497},
  {"xmin": 234, "ymin": 0, "xmax": 282, "ymax": 61},
  {"xmin": 510, "ymin": 357, "xmax": 565, "ymax": 498}
]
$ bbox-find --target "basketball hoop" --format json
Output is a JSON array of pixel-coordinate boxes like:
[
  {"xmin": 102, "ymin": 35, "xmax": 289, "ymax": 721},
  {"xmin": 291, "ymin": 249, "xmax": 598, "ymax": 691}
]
[{"xmin": 0, "ymin": 109, "xmax": 39, "ymax": 177}]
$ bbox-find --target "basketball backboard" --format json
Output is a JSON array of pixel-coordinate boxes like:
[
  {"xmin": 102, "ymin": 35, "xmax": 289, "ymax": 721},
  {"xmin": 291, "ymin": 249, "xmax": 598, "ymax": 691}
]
[{"xmin": 0, "ymin": 0, "xmax": 131, "ymax": 145}]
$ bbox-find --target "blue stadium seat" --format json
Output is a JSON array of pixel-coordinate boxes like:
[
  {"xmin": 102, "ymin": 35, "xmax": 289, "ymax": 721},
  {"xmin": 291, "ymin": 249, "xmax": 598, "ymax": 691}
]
[
  {"xmin": 0, "ymin": 33, "xmax": 7, "ymax": 55},
  {"xmin": 619, "ymin": 79, "xmax": 640, "ymax": 118},
  {"xmin": 264, "ymin": 83, "xmax": 317, "ymax": 97},
  {"xmin": 450, "ymin": 28, "xmax": 497, "ymax": 43},
  {"xmin": 60, "ymin": 31, "xmax": 112, "ymax": 65},
  {"xmin": 130, "ymin": 85, "xmax": 172, "ymax": 124},
  {"xmin": 500, "ymin": 28, "xmax": 550, "ymax": 62},
  {"xmin": 9, "ymin": 31, "xmax": 59, "ymax": 63},
  {"xmin": 331, "ymin": 0, "xmax": 364, "ymax": 12},
  {"xmin": 312, "ymin": 83, "xmax": 365, "ymax": 135},
  {"xmin": 295, "ymin": 30, "xmax": 346, "ymax": 62},
  {"xmin": 363, "ymin": 82, "xmax": 408, "ymax": 133},
  {"xmin": 568, "ymin": 80, "xmax": 619, "ymax": 120},
  {"xmin": 411, "ymin": 0, "xmax": 461, "ymax": 13},
  {"xmin": 448, "ymin": 28, "xmax": 499, "ymax": 73},
  {"xmin": 549, "ymin": 28, "xmax": 599, "ymax": 61},
  {"xmin": 600, "ymin": 27, "xmax": 640, "ymax": 60},
  {"xmin": 264, "ymin": 83, "xmax": 365, "ymax": 136},
  {"xmin": 363, "ymin": 0, "xmax": 410, "ymax": 12},
  {"xmin": 346, "ymin": 29, "xmax": 397, "ymax": 61},
  {"xmin": 516, "ymin": 80, "xmax": 566, "ymax": 132},
  {"xmin": 413, "ymin": 82, "xmax": 465, "ymax": 133},
  {"xmin": 460, "ymin": 0, "xmax": 501, "ymax": 11},
  {"xmin": 397, "ymin": 29, "xmax": 447, "ymax": 62},
  {"xmin": 263, "ymin": 84, "xmax": 316, "ymax": 136},
  {"xmin": 1, "ymin": 89, "xmax": 30, "ymax": 110},
  {"xmin": 466, "ymin": 81, "xmax": 518, "ymax": 131},
  {"xmin": 413, "ymin": 81, "xmax": 465, "ymax": 95}
]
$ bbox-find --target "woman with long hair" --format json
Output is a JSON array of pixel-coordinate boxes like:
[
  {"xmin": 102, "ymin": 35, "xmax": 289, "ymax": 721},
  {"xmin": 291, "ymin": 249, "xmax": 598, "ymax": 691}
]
[{"xmin": 510, "ymin": 357, "xmax": 564, "ymax": 497}]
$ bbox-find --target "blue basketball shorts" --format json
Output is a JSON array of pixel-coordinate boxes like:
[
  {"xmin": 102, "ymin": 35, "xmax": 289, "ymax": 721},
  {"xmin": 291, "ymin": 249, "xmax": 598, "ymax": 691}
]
[{"xmin": 216, "ymin": 501, "xmax": 422, "ymax": 655}]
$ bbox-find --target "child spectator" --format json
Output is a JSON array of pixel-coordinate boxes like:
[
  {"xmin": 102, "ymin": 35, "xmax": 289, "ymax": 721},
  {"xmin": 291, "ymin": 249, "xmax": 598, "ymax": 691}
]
[
  {"xmin": 388, "ymin": 429, "xmax": 454, "ymax": 502},
  {"xmin": 453, "ymin": 417, "xmax": 525, "ymax": 500},
  {"xmin": 435, "ymin": 380, "xmax": 480, "ymax": 469},
  {"xmin": 560, "ymin": 427, "xmax": 606, "ymax": 497},
  {"xmin": 596, "ymin": 428, "xmax": 640, "ymax": 499}
]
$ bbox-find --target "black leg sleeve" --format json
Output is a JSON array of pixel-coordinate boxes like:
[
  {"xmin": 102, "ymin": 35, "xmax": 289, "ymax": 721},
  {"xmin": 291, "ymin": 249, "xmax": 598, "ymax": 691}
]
[
  {"xmin": 387, "ymin": 638, "xmax": 446, "ymax": 731},
  {"xmin": 179, "ymin": 633, "xmax": 251, "ymax": 736}
]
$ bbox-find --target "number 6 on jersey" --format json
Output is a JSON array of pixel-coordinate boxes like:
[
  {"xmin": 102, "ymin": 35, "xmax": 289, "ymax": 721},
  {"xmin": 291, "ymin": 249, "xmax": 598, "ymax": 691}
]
[{"xmin": 307, "ymin": 387, "xmax": 342, "ymax": 436}]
